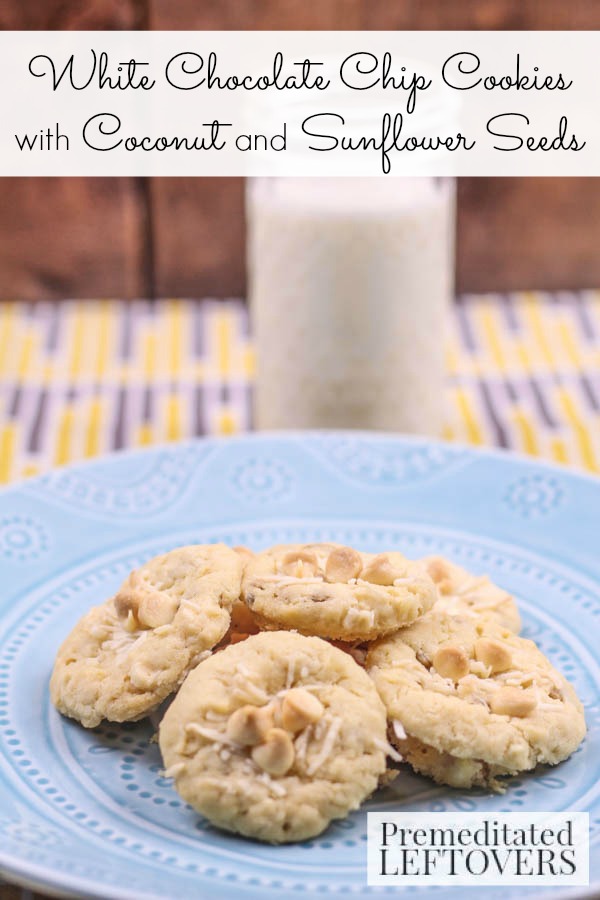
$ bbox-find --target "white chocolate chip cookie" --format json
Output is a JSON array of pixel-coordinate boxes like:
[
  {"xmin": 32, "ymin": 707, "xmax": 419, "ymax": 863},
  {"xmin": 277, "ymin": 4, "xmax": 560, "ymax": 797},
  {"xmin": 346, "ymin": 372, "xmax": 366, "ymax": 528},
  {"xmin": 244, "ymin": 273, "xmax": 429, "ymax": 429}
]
[
  {"xmin": 159, "ymin": 631, "xmax": 388, "ymax": 843},
  {"xmin": 242, "ymin": 543, "xmax": 437, "ymax": 641},
  {"xmin": 367, "ymin": 612, "xmax": 586, "ymax": 791},
  {"xmin": 423, "ymin": 556, "xmax": 522, "ymax": 632},
  {"xmin": 50, "ymin": 544, "xmax": 242, "ymax": 728}
]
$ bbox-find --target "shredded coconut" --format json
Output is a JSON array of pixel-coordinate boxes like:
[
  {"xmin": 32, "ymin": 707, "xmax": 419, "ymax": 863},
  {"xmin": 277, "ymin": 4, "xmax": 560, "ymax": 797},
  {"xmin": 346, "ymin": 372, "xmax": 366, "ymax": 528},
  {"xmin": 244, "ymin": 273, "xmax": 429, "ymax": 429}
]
[
  {"xmin": 185, "ymin": 722, "xmax": 239, "ymax": 748},
  {"xmin": 235, "ymin": 680, "xmax": 269, "ymax": 705},
  {"xmin": 374, "ymin": 737, "xmax": 403, "ymax": 763},
  {"xmin": 257, "ymin": 772, "xmax": 287, "ymax": 796},
  {"xmin": 285, "ymin": 658, "xmax": 296, "ymax": 690},
  {"xmin": 103, "ymin": 629, "xmax": 148, "ymax": 659},
  {"xmin": 307, "ymin": 717, "xmax": 342, "ymax": 775},
  {"xmin": 294, "ymin": 725, "xmax": 313, "ymax": 761},
  {"xmin": 392, "ymin": 719, "xmax": 407, "ymax": 741}
]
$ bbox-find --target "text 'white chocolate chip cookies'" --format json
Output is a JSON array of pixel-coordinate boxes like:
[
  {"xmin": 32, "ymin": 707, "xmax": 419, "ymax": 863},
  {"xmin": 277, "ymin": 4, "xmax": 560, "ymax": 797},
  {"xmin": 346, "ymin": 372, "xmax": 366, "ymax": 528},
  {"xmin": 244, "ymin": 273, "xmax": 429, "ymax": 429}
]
[
  {"xmin": 367, "ymin": 612, "xmax": 586, "ymax": 792},
  {"xmin": 242, "ymin": 543, "xmax": 437, "ymax": 641},
  {"xmin": 424, "ymin": 556, "xmax": 522, "ymax": 633},
  {"xmin": 50, "ymin": 544, "xmax": 242, "ymax": 728},
  {"xmin": 159, "ymin": 631, "xmax": 389, "ymax": 843}
]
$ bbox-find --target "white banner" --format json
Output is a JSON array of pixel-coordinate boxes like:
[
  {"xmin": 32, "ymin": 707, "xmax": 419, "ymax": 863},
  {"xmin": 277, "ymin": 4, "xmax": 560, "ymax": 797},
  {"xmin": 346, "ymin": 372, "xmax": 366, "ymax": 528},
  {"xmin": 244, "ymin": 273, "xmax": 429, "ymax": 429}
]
[
  {"xmin": 367, "ymin": 812, "xmax": 589, "ymax": 886},
  {"xmin": 1, "ymin": 31, "xmax": 599, "ymax": 176}
]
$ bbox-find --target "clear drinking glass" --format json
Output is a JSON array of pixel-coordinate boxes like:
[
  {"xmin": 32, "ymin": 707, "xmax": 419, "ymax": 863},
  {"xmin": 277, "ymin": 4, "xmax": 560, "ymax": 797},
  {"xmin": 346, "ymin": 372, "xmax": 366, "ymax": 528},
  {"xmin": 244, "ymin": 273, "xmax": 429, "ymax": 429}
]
[{"xmin": 246, "ymin": 176, "xmax": 455, "ymax": 435}]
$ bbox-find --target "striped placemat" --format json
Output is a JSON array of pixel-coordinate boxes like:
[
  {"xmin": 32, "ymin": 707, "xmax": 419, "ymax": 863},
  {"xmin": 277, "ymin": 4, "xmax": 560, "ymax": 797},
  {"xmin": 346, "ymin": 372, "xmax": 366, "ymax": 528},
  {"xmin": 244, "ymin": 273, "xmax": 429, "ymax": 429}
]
[{"xmin": 1, "ymin": 293, "xmax": 600, "ymax": 486}]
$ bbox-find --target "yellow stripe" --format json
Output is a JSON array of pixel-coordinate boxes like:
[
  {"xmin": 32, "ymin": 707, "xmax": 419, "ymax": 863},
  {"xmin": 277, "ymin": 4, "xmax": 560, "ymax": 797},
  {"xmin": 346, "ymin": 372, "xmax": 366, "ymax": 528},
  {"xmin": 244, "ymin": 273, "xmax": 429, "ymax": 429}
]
[
  {"xmin": 479, "ymin": 307, "xmax": 506, "ymax": 372},
  {"xmin": 523, "ymin": 293, "xmax": 555, "ymax": 368},
  {"xmin": 55, "ymin": 406, "xmax": 74, "ymax": 466},
  {"xmin": 94, "ymin": 302, "xmax": 112, "ymax": 379},
  {"xmin": 216, "ymin": 311, "xmax": 231, "ymax": 377},
  {"xmin": 166, "ymin": 396, "xmax": 182, "ymax": 441},
  {"xmin": 17, "ymin": 334, "xmax": 35, "ymax": 380},
  {"xmin": 243, "ymin": 346, "xmax": 255, "ymax": 379},
  {"xmin": 557, "ymin": 320, "xmax": 580, "ymax": 369},
  {"xmin": 515, "ymin": 340, "xmax": 532, "ymax": 373},
  {"xmin": 85, "ymin": 398, "xmax": 102, "ymax": 458},
  {"xmin": 168, "ymin": 300, "xmax": 183, "ymax": 378},
  {"xmin": 138, "ymin": 424, "xmax": 153, "ymax": 446},
  {"xmin": 510, "ymin": 407, "xmax": 539, "ymax": 457},
  {"xmin": 0, "ymin": 425, "xmax": 15, "ymax": 483},
  {"xmin": 0, "ymin": 305, "xmax": 16, "ymax": 377},
  {"xmin": 69, "ymin": 308, "xmax": 85, "ymax": 379},
  {"xmin": 549, "ymin": 437, "xmax": 569, "ymax": 466},
  {"xmin": 454, "ymin": 388, "xmax": 483, "ymax": 445},
  {"xmin": 218, "ymin": 410, "xmax": 237, "ymax": 435},
  {"xmin": 556, "ymin": 387, "xmax": 599, "ymax": 472}
]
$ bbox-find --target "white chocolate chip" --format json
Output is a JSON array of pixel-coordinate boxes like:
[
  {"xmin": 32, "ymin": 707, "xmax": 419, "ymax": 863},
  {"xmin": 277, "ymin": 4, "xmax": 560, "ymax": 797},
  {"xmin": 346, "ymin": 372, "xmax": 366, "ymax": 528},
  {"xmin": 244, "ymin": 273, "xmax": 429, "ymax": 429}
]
[
  {"xmin": 114, "ymin": 586, "xmax": 179, "ymax": 630},
  {"xmin": 474, "ymin": 638, "xmax": 512, "ymax": 674},
  {"xmin": 432, "ymin": 644, "xmax": 470, "ymax": 681},
  {"xmin": 225, "ymin": 704, "xmax": 274, "ymax": 746},
  {"xmin": 281, "ymin": 688, "xmax": 325, "ymax": 733},
  {"xmin": 490, "ymin": 687, "xmax": 537, "ymax": 717},
  {"xmin": 251, "ymin": 728, "xmax": 295, "ymax": 776},
  {"xmin": 360, "ymin": 554, "xmax": 401, "ymax": 586},
  {"xmin": 281, "ymin": 549, "xmax": 319, "ymax": 578},
  {"xmin": 325, "ymin": 547, "xmax": 363, "ymax": 583}
]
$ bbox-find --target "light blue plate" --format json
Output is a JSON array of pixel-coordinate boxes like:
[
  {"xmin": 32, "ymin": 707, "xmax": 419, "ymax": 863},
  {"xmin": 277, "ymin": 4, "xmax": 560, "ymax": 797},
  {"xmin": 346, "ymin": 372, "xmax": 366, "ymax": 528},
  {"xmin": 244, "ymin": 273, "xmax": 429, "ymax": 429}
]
[{"xmin": 0, "ymin": 433, "xmax": 599, "ymax": 899}]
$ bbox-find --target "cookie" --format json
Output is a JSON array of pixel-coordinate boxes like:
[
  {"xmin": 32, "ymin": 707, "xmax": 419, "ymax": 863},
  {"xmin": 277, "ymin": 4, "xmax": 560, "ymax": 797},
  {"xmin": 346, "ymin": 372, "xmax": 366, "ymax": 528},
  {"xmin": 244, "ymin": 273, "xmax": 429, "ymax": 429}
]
[
  {"xmin": 367, "ymin": 612, "xmax": 586, "ymax": 791},
  {"xmin": 50, "ymin": 544, "xmax": 243, "ymax": 728},
  {"xmin": 159, "ymin": 631, "xmax": 389, "ymax": 843},
  {"xmin": 423, "ymin": 556, "xmax": 521, "ymax": 632},
  {"xmin": 242, "ymin": 543, "xmax": 437, "ymax": 641}
]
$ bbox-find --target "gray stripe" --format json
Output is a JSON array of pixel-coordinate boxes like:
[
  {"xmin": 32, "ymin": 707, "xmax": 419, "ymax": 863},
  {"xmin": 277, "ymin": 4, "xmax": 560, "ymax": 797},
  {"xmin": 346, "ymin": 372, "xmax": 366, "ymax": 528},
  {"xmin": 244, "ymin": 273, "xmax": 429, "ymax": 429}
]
[
  {"xmin": 142, "ymin": 386, "xmax": 153, "ymax": 423},
  {"xmin": 8, "ymin": 383, "xmax": 21, "ymax": 418},
  {"xmin": 579, "ymin": 374, "xmax": 600, "ymax": 412},
  {"xmin": 119, "ymin": 304, "xmax": 133, "ymax": 360},
  {"xmin": 478, "ymin": 380, "xmax": 510, "ymax": 448},
  {"xmin": 113, "ymin": 386, "xmax": 127, "ymax": 450},
  {"xmin": 528, "ymin": 376, "xmax": 557, "ymax": 428},
  {"xmin": 193, "ymin": 300, "xmax": 205, "ymax": 357},
  {"xmin": 45, "ymin": 301, "xmax": 61, "ymax": 352},
  {"xmin": 573, "ymin": 292, "xmax": 597, "ymax": 342},
  {"xmin": 454, "ymin": 297, "xmax": 478, "ymax": 353},
  {"xmin": 27, "ymin": 388, "xmax": 48, "ymax": 453},
  {"xmin": 194, "ymin": 385, "xmax": 205, "ymax": 435},
  {"xmin": 504, "ymin": 378, "xmax": 518, "ymax": 404},
  {"xmin": 500, "ymin": 294, "xmax": 520, "ymax": 333}
]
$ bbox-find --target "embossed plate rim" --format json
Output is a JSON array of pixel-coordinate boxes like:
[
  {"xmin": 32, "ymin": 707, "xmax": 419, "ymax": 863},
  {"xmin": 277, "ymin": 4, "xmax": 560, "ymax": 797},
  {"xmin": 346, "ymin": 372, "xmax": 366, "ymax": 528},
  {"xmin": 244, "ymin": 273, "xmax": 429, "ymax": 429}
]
[{"xmin": 0, "ymin": 432, "xmax": 599, "ymax": 900}]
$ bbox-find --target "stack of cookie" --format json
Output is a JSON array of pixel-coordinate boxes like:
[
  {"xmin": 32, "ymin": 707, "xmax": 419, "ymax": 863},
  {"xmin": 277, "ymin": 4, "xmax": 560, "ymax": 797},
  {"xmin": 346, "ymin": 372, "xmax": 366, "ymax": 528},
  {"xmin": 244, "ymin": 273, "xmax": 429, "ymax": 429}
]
[{"xmin": 50, "ymin": 541, "xmax": 586, "ymax": 843}]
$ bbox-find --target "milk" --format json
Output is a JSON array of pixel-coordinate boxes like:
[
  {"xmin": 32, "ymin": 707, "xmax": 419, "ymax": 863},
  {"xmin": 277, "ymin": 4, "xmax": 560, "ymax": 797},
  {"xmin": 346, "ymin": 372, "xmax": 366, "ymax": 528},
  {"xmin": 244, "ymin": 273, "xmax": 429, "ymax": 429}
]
[{"xmin": 247, "ymin": 177, "xmax": 455, "ymax": 434}]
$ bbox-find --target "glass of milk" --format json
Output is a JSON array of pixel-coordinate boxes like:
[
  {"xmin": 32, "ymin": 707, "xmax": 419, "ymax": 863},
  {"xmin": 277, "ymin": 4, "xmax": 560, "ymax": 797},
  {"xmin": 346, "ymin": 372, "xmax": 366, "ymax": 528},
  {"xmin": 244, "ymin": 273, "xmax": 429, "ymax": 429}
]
[{"xmin": 246, "ymin": 177, "xmax": 455, "ymax": 434}]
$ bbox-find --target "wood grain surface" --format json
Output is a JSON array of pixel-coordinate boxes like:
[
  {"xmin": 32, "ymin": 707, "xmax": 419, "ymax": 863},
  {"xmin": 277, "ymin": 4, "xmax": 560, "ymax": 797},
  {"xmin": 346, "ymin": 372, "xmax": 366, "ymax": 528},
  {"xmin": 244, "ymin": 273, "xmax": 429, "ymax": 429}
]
[{"xmin": 1, "ymin": 0, "xmax": 599, "ymax": 298}]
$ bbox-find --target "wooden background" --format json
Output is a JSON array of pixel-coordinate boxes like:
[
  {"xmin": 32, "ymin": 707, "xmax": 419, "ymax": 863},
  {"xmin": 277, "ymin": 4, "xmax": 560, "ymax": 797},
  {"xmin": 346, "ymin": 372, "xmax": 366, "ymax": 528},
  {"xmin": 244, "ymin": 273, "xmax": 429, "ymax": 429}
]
[{"xmin": 2, "ymin": 0, "xmax": 600, "ymax": 300}]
